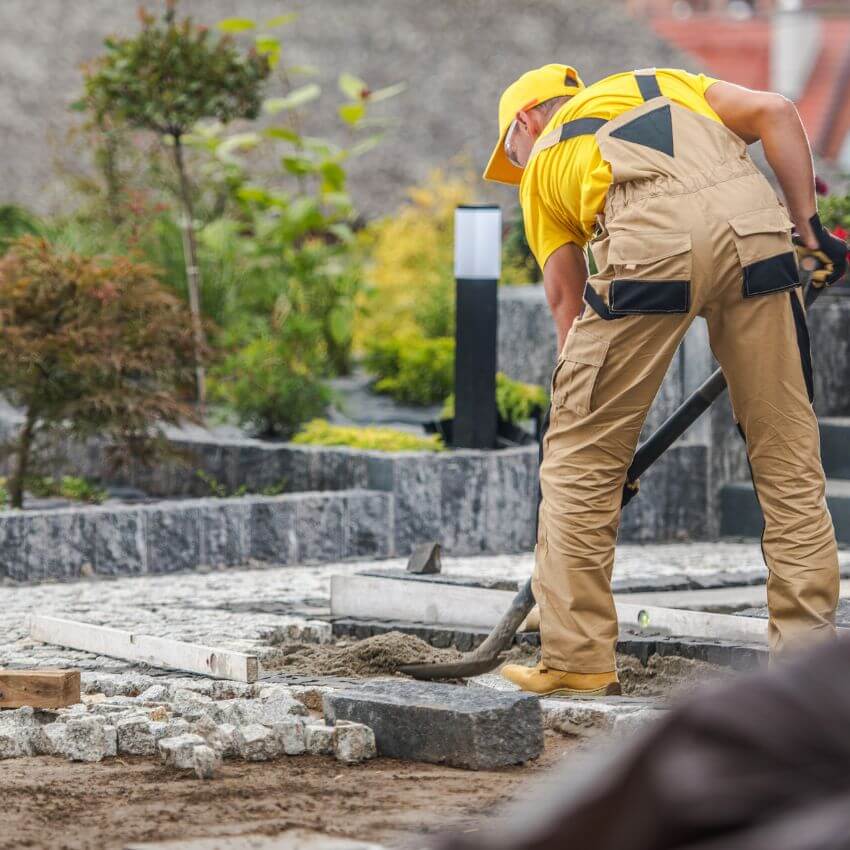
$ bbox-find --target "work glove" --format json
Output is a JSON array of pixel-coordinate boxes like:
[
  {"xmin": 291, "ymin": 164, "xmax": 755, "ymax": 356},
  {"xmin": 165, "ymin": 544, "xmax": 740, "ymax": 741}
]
[{"xmin": 794, "ymin": 213, "xmax": 848, "ymax": 288}]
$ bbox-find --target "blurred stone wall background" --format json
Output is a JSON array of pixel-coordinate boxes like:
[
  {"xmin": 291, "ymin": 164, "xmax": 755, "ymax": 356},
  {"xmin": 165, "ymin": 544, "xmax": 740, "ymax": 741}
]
[{"xmin": 0, "ymin": 0, "xmax": 697, "ymax": 217}]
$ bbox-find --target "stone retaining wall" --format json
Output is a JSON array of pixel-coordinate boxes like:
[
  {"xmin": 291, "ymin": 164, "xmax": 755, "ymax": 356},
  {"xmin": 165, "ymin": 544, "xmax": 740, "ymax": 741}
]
[{"xmin": 0, "ymin": 490, "xmax": 392, "ymax": 583}]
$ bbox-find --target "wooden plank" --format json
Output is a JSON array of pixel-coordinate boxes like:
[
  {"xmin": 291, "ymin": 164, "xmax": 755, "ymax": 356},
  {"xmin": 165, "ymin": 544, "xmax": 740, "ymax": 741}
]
[
  {"xmin": 29, "ymin": 616, "xmax": 259, "ymax": 683},
  {"xmin": 331, "ymin": 573, "xmax": 850, "ymax": 645},
  {"xmin": 0, "ymin": 668, "xmax": 80, "ymax": 709}
]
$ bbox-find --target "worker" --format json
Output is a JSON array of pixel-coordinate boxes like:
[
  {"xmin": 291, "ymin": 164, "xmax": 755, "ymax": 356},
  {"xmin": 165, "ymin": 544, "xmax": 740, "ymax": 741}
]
[{"xmin": 484, "ymin": 65, "xmax": 848, "ymax": 697}]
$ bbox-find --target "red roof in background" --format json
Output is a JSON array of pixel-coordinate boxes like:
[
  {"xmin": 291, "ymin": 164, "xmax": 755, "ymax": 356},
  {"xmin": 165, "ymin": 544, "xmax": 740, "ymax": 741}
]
[{"xmin": 650, "ymin": 15, "xmax": 850, "ymax": 162}]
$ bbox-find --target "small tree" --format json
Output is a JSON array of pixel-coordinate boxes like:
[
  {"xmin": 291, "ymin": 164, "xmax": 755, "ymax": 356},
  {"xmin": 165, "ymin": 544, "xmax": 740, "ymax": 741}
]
[
  {"xmin": 0, "ymin": 237, "xmax": 197, "ymax": 508},
  {"xmin": 82, "ymin": 1, "xmax": 271, "ymax": 406}
]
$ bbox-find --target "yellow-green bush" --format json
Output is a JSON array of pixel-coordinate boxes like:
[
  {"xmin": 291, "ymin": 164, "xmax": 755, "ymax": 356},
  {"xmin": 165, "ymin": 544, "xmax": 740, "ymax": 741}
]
[
  {"xmin": 364, "ymin": 334, "xmax": 454, "ymax": 406},
  {"xmin": 441, "ymin": 373, "xmax": 549, "ymax": 423},
  {"xmin": 356, "ymin": 167, "xmax": 473, "ymax": 347},
  {"xmin": 293, "ymin": 419, "xmax": 444, "ymax": 452}
]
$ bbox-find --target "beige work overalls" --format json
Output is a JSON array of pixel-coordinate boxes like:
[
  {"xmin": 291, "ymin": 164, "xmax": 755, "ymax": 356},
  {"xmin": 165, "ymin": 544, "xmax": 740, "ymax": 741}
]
[{"xmin": 531, "ymin": 70, "xmax": 839, "ymax": 673}]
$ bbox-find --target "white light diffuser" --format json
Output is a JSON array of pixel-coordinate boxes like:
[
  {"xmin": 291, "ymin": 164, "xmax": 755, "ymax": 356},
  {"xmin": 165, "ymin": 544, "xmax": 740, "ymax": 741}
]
[{"xmin": 454, "ymin": 205, "xmax": 502, "ymax": 280}]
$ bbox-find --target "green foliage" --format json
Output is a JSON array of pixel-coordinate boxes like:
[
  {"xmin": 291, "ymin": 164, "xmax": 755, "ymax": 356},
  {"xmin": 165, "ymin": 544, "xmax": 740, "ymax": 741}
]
[
  {"xmin": 0, "ymin": 236, "xmax": 197, "ymax": 507},
  {"xmin": 82, "ymin": 5, "xmax": 271, "ymax": 138},
  {"xmin": 0, "ymin": 205, "xmax": 42, "ymax": 254},
  {"xmin": 194, "ymin": 469, "xmax": 287, "ymax": 498},
  {"xmin": 293, "ymin": 419, "xmax": 443, "ymax": 452},
  {"xmin": 364, "ymin": 335, "xmax": 455, "ymax": 406},
  {"xmin": 442, "ymin": 373, "xmax": 549, "ymax": 424},
  {"xmin": 208, "ymin": 334, "xmax": 330, "ymax": 438},
  {"xmin": 24, "ymin": 476, "xmax": 107, "ymax": 504},
  {"xmin": 501, "ymin": 212, "xmax": 540, "ymax": 285},
  {"xmin": 819, "ymin": 193, "xmax": 850, "ymax": 232}
]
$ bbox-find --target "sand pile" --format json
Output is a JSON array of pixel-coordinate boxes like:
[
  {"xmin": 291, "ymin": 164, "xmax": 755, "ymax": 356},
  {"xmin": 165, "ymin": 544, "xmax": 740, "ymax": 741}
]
[{"xmin": 263, "ymin": 632, "xmax": 462, "ymax": 677}]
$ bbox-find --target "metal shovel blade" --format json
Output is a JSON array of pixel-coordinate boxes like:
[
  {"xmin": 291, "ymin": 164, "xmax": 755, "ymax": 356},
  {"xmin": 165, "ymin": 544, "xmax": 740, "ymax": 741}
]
[{"xmin": 397, "ymin": 578, "xmax": 535, "ymax": 679}]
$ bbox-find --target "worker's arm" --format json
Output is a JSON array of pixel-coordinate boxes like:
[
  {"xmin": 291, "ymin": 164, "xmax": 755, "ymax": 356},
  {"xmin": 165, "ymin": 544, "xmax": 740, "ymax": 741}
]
[
  {"xmin": 542, "ymin": 242, "xmax": 588, "ymax": 352},
  {"xmin": 705, "ymin": 81, "xmax": 819, "ymax": 249}
]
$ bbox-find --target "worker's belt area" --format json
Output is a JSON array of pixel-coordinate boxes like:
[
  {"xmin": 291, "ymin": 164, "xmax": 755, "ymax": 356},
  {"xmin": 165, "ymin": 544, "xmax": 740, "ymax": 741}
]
[{"xmin": 584, "ymin": 248, "xmax": 801, "ymax": 321}]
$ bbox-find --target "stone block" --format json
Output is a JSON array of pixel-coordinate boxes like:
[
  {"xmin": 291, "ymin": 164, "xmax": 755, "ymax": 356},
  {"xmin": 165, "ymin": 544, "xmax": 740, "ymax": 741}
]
[
  {"xmin": 0, "ymin": 723, "xmax": 34, "ymax": 759},
  {"xmin": 272, "ymin": 718, "xmax": 306, "ymax": 755},
  {"xmin": 324, "ymin": 681, "xmax": 543, "ymax": 770},
  {"xmin": 345, "ymin": 491, "xmax": 393, "ymax": 558},
  {"xmin": 192, "ymin": 744, "xmax": 221, "ymax": 779},
  {"xmin": 88, "ymin": 507, "xmax": 146, "ymax": 576},
  {"xmin": 249, "ymin": 498, "xmax": 298, "ymax": 564},
  {"xmin": 295, "ymin": 494, "xmax": 345, "ymax": 563},
  {"xmin": 137, "ymin": 684, "xmax": 173, "ymax": 703},
  {"xmin": 144, "ymin": 504, "xmax": 202, "ymax": 573},
  {"xmin": 541, "ymin": 697, "xmax": 663, "ymax": 738},
  {"xmin": 64, "ymin": 716, "xmax": 109, "ymax": 762},
  {"xmin": 116, "ymin": 715, "xmax": 160, "ymax": 756},
  {"xmin": 304, "ymin": 724, "xmax": 335, "ymax": 756},
  {"xmin": 439, "ymin": 453, "xmax": 489, "ymax": 554},
  {"xmin": 200, "ymin": 500, "xmax": 250, "ymax": 566},
  {"xmin": 368, "ymin": 455, "xmax": 441, "ymax": 556},
  {"xmin": 485, "ymin": 448, "xmax": 537, "ymax": 554},
  {"xmin": 39, "ymin": 723, "xmax": 69, "ymax": 756},
  {"xmin": 333, "ymin": 722, "xmax": 376, "ymax": 764},
  {"xmin": 158, "ymin": 733, "xmax": 206, "ymax": 769},
  {"xmin": 235, "ymin": 723, "xmax": 280, "ymax": 761},
  {"xmin": 103, "ymin": 724, "xmax": 118, "ymax": 757}
]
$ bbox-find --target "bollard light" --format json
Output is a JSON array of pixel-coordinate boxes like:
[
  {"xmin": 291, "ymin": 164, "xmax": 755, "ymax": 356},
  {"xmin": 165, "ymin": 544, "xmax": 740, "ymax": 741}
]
[{"xmin": 453, "ymin": 205, "xmax": 501, "ymax": 449}]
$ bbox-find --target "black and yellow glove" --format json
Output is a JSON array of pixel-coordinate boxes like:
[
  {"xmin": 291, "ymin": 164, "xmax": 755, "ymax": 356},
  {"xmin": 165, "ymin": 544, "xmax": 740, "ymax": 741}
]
[{"xmin": 794, "ymin": 213, "xmax": 848, "ymax": 288}]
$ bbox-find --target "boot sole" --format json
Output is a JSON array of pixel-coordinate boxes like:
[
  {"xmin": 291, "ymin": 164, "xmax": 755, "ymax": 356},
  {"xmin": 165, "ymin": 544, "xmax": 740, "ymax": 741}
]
[{"xmin": 539, "ymin": 682, "xmax": 622, "ymax": 699}]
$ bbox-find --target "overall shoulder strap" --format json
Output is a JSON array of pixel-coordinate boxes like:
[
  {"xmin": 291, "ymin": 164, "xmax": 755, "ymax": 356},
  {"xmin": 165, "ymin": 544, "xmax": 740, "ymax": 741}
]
[{"xmin": 528, "ymin": 69, "xmax": 663, "ymax": 161}]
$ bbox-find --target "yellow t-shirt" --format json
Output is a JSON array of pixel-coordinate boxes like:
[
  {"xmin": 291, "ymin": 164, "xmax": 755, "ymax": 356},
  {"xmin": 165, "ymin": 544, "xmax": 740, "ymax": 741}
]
[{"xmin": 520, "ymin": 69, "xmax": 721, "ymax": 269}]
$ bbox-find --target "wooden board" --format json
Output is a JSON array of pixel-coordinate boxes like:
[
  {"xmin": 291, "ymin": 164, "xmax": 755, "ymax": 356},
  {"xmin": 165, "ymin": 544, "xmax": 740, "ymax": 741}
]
[
  {"xmin": 0, "ymin": 668, "xmax": 81, "ymax": 709},
  {"xmin": 29, "ymin": 616, "xmax": 259, "ymax": 683},
  {"xmin": 331, "ymin": 572, "xmax": 846, "ymax": 645}
]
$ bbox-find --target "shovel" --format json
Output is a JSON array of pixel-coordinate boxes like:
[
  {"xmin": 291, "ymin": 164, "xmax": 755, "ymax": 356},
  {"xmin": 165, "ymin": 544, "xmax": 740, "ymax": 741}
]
[{"xmin": 398, "ymin": 278, "xmax": 824, "ymax": 680}]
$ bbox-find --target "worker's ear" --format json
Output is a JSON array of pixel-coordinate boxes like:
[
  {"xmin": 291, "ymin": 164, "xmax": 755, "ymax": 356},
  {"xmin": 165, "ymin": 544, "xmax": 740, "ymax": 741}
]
[{"xmin": 517, "ymin": 107, "xmax": 546, "ymax": 138}]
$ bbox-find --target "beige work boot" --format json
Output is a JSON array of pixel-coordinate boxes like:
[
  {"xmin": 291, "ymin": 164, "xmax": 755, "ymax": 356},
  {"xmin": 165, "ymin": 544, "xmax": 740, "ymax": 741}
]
[{"xmin": 501, "ymin": 662, "xmax": 621, "ymax": 697}]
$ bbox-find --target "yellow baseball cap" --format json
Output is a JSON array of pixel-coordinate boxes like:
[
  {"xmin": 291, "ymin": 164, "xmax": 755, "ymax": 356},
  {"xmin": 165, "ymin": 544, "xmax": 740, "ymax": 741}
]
[{"xmin": 483, "ymin": 64, "xmax": 585, "ymax": 185}]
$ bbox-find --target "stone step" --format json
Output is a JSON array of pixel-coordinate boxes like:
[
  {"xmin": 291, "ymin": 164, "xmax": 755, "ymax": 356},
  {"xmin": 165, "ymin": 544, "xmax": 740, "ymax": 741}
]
[
  {"xmin": 720, "ymin": 478, "xmax": 850, "ymax": 544},
  {"xmin": 819, "ymin": 417, "xmax": 850, "ymax": 479}
]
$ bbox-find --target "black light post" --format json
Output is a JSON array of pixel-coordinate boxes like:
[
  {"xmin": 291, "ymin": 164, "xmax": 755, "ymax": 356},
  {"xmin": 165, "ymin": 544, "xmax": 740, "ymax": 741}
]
[{"xmin": 453, "ymin": 204, "xmax": 501, "ymax": 449}]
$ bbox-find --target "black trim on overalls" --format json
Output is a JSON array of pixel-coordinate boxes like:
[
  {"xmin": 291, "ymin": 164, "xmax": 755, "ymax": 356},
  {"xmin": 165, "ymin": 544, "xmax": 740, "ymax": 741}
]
[
  {"xmin": 742, "ymin": 251, "xmax": 800, "ymax": 298},
  {"xmin": 636, "ymin": 73, "xmax": 663, "ymax": 101},
  {"xmin": 789, "ymin": 291, "xmax": 815, "ymax": 403}
]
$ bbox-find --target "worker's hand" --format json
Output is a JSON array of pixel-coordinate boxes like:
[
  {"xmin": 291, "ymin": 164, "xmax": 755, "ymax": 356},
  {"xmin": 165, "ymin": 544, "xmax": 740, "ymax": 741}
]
[{"xmin": 794, "ymin": 213, "xmax": 848, "ymax": 287}]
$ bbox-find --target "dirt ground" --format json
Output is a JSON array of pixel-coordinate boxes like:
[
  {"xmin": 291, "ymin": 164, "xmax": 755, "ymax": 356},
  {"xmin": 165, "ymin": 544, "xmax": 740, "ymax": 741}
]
[
  {"xmin": 3, "ymin": 634, "xmax": 729, "ymax": 849},
  {"xmin": 1, "ymin": 734, "xmax": 577, "ymax": 850}
]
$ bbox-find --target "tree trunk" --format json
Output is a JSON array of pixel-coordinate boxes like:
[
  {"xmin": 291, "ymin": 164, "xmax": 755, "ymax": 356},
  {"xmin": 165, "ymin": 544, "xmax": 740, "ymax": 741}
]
[
  {"xmin": 172, "ymin": 133, "xmax": 207, "ymax": 411},
  {"xmin": 9, "ymin": 407, "xmax": 36, "ymax": 509}
]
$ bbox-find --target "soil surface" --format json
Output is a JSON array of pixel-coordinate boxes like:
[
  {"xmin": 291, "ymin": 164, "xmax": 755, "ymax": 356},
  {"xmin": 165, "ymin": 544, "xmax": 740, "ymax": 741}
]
[
  {"xmin": 1, "ymin": 735, "xmax": 576, "ymax": 850},
  {"xmin": 263, "ymin": 632, "xmax": 730, "ymax": 698}
]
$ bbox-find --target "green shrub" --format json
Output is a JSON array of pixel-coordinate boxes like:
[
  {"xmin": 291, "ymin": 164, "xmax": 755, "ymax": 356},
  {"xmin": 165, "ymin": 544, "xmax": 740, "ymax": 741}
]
[
  {"xmin": 819, "ymin": 193, "xmax": 850, "ymax": 232},
  {"xmin": 208, "ymin": 334, "xmax": 330, "ymax": 438},
  {"xmin": 25, "ymin": 476, "xmax": 107, "ymax": 504},
  {"xmin": 441, "ymin": 373, "xmax": 549, "ymax": 424},
  {"xmin": 293, "ymin": 420, "xmax": 443, "ymax": 452},
  {"xmin": 364, "ymin": 334, "xmax": 454, "ymax": 405}
]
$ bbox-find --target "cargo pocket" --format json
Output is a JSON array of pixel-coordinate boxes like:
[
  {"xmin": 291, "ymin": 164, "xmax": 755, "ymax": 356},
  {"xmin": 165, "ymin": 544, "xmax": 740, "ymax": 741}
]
[
  {"xmin": 552, "ymin": 328, "xmax": 609, "ymax": 416},
  {"xmin": 607, "ymin": 230, "xmax": 691, "ymax": 314},
  {"xmin": 728, "ymin": 207, "xmax": 800, "ymax": 298}
]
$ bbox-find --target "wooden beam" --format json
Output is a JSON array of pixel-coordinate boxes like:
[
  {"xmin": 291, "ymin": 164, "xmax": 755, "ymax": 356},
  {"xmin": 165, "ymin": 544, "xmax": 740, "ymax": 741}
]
[
  {"xmin": 0, "ymin": 668, "xmax": 81, "ymax": 709},
  {"xmin": 29, "ymin": 616, "xmax": 259, "ymax": 683}
]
